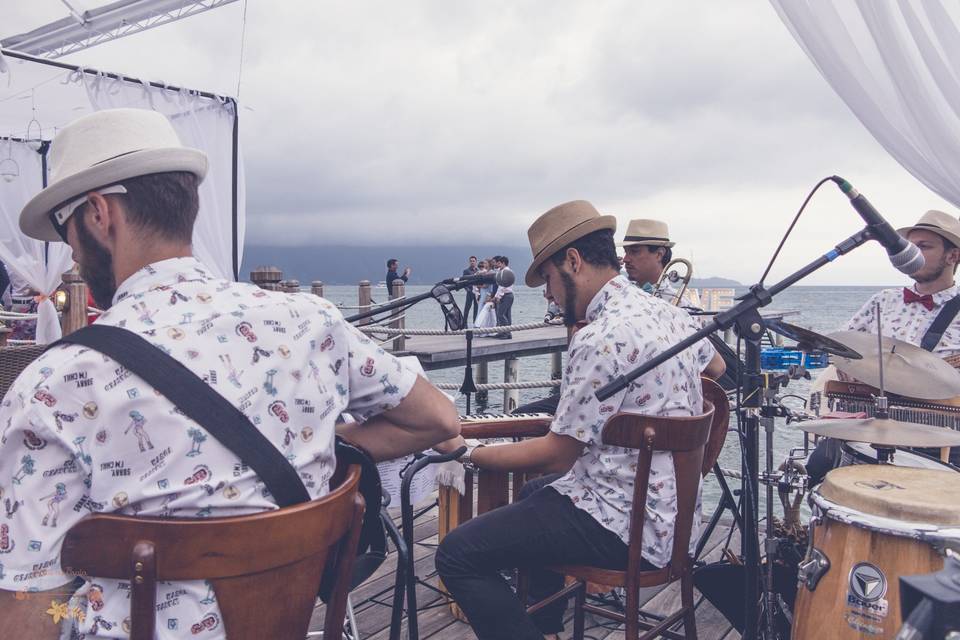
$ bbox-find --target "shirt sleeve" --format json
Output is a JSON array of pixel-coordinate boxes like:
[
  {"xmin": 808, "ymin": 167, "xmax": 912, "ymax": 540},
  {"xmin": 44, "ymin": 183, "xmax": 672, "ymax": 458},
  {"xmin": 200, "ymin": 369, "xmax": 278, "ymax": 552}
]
[
  {"xmin": 688, "ymin": 313, "xmax": 716, "ymax": 371},
  {"xmin": 0, "ymin": 401, "xmax": 89, "ymax": 592},
  {"xmin": 551, "ymin": 329, "xmax": 628, "ymax": 445},
  {"xmin": 338, "ymin": 319, "xmax": 417, "ymax": 421},
  {"xmin": 844, "ymin": 292, "xmax": 881, "ymax": 332}
]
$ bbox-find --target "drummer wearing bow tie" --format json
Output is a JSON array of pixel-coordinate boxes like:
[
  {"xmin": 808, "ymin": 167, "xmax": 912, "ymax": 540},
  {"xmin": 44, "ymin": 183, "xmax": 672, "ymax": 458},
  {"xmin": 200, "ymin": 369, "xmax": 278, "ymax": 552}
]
[{"xmin": 844, "ymin": 210, "xmax": 960, "ymax": 358}]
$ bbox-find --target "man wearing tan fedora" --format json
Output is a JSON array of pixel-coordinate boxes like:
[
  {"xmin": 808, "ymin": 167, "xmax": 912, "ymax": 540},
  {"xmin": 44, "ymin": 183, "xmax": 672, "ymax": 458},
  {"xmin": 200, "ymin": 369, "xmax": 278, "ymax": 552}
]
[
  {"xmin": 0, "ymin": 108, "xmax": 460, "ymax": 639},
  {"xmin": 436, "ymin": 200, "xmax": 724, "ymax": 639},
  {"xmin": 844, "ymin": 209, "xmax": 960, "ymax": 356}
]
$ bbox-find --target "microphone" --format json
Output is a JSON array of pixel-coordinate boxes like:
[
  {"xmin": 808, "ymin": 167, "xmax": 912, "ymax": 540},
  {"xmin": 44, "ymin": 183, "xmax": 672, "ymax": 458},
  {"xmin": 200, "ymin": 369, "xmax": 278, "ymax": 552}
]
[
  {"xmin": 832, "ymin": 176, "xmax": 925, "ymax": 275},
  {"xmin": 442, "ymin": 268, "xmax": 516, "ymax": 289}
]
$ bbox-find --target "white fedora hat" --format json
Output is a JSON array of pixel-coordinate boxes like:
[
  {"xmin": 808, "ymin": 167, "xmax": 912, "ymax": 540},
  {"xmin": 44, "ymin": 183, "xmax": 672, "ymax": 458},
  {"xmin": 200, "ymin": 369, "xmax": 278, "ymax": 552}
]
[
  {"xmin": 897, "ymin": 209, "xmax": 960, "ymax": 249},
  {"xmin": 618, "ymin": 218, "xmax": 674, "ymax": 248},
  {"xmin": 20, "ymin": 108, "xmax": 208, "ymax": 242}
]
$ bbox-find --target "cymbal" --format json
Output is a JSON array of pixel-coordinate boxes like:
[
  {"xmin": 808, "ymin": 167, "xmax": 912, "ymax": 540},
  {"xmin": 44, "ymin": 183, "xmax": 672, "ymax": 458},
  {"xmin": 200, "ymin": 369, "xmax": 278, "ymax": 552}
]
[
  {"xmin": 765, "ymin": 320, "xmax": 862, "ymax": 359},
  {"xmin": 828, "ymin": 330, "xmax": 960, "ymax": 400},
  {"xmin": 795, "ymin": 417, "xmax": 960, "ymax": 448}
]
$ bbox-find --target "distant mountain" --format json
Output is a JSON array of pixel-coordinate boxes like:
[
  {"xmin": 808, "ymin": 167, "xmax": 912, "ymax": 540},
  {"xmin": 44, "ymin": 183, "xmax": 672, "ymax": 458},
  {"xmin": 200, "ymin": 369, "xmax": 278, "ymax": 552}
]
[
  {"xmin": 240, "ymin": 245, "xmax": 744, "ymax": 288},
  {"xmin": 690, "ymin": 276, "xmax": 743, "ymax": 288},
  {"xmin": 241, "ymin": 245, "xmax": 531, "ymax": 285}
]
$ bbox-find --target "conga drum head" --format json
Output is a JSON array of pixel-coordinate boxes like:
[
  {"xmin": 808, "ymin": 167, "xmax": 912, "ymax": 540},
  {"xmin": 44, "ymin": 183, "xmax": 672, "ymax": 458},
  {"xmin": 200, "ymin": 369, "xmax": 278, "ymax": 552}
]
[{"xmin": 820, "ymin": 465, "xmax": 960, "ymax": 526}]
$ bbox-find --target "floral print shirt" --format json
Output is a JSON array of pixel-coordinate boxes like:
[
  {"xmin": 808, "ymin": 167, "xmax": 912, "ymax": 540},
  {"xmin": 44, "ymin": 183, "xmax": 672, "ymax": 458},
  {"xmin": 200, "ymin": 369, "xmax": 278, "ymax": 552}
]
[
  {"xmin": 0, "ymin": 257, "xmax": 417, "ymax": 639},
  {"xmin": 844, "ymin": 283, "xmax": 960, "ymax": 356},
  {"xmin": 549, "ymin": 275, "xmax": 715, "ymax": 568}
]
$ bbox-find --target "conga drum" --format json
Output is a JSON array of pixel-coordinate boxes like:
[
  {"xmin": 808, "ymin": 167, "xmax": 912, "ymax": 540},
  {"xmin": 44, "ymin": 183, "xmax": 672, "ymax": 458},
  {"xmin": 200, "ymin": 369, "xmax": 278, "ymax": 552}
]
[{"xmin": 793, "ymin": 465, "xmax": 960, "ymax": 638}]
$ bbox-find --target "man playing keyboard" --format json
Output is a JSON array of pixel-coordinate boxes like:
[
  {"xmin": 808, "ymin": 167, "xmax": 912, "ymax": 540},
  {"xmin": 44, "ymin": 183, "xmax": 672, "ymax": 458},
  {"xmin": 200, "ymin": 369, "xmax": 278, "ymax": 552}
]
[{"xmin": 435, "ymin": 200, "xmax": 724, "ymax": 640}]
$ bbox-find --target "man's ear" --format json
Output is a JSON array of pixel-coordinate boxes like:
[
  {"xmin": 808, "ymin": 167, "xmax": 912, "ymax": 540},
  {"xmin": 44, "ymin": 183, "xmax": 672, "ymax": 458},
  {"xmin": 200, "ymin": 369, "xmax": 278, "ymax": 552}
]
[
  {"xmin": 80, "ymin": 192, "xmax": 118, "ymax": 243},
  {"xmin": 566, "ymin": 247, "xmax": 582, "ymax": 274}
]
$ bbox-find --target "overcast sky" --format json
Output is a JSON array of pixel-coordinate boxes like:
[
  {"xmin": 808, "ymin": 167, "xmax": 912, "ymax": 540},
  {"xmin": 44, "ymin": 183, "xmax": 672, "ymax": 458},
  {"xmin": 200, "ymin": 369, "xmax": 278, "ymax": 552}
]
[{"xmin": 3, "ymin": 0, "xmax": 956, "ymax": 285}]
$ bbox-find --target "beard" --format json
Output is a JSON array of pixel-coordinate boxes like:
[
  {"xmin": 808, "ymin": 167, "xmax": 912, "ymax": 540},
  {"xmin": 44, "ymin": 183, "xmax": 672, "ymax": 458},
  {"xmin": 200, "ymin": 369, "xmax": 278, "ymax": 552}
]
[
  {"xmin": 75, "ymin": 214, "xmax": 117, "ymax": 310},
  {"xmin": 911, "ymin": 254, "xmax": 949, "ymax": 284},
  {"xmin": 559, "ymin": 269, "xmax": 578, "ymax": 327}
]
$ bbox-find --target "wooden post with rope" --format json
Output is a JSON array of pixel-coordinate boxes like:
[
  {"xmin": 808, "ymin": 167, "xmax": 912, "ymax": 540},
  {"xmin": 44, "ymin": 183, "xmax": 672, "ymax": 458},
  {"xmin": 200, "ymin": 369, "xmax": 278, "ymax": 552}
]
[
  {"xmin": 311, "ymin": 280, "xmax": 324, "ymax": 298},
  {"xmin": 357, "ymin": 281, "xmax": 372, "ymax": 326},
  {"xmin": 61, "ymin": 270, "xmax": 88, "ymax": 337},
  {"xmin": 390, "ymin": 280, "xmax": 405, "ymax": 352},
  {"xmin": 250, "ymin": 266, "xmax": 283, "ymax": 291}
]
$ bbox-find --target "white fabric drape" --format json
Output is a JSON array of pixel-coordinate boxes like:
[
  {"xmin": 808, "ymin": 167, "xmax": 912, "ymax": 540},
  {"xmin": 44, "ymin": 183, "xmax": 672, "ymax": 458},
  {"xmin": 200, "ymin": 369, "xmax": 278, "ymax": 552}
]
[
  {"xmin": 0, "ymin": 140, "xmax": 75, "ymax": 343},
  {"xmin": 82, "ymin": 74, "xmax": 243, "ymax": 280},
  {"xmin": 771, "ymin": 0, "xmax": 960, "ymax": 209}
]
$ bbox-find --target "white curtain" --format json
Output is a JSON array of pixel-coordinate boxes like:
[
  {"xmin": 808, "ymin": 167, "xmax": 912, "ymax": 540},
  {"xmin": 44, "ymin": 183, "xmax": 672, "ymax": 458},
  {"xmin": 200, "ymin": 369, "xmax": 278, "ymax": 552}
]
[
  {"xmin": 81, "ymin": 73, "xmax": 243, "ymax": 280},
  {"xmin": 0, "ymin": 140, "xmax": 75, "ymax": 343},
  {"xmin": 771, "ymin": 0, "xmax": 960, "ymax": 209}
]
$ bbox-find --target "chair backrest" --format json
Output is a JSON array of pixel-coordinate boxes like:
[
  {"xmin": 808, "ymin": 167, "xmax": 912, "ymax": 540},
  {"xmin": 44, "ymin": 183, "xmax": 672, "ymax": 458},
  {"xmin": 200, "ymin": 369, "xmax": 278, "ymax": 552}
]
[
  {"xmin": 61, "ymin": 465, "xmax": 365, "ymax": 640},
  {"xmin": 601, "ymin": 400, "xmax": 714, "ymax": 579},
  {"xmin": 700, "ymin": 377, "xmax": 730, "ymax": 477},
  {"xmin": 0, "ymin": 343, "xmax": 46, "ymax": 399}
]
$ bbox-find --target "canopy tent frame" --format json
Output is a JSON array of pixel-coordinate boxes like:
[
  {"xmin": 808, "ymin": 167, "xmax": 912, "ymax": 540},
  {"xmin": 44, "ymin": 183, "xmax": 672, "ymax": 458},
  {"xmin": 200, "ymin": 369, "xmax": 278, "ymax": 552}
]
[
  {"xmin": 1, "ymin": 0, "xmax": 240, "ymax": 60},
  {"xmin": 0, "ymin": 48, "xmax": 242, "ymax": 281}
]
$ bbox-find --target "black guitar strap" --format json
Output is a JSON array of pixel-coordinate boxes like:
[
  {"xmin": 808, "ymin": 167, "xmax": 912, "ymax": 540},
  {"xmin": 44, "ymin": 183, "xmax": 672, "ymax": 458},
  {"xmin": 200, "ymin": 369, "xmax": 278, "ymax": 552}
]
[{"xmin": 921, "ymin": 295, "xmax": 960, "ymax": 352}]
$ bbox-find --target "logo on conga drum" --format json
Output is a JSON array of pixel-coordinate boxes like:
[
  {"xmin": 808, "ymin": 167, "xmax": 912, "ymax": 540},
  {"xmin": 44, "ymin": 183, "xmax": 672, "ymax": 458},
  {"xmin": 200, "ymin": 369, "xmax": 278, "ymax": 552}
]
[
  {"xmin": 848, "ymin": 562, "xmax": 887, "ymax": 604},
  {"xmin": 854, "ymin": 479, "xmax": 904, "ymax": 491}
]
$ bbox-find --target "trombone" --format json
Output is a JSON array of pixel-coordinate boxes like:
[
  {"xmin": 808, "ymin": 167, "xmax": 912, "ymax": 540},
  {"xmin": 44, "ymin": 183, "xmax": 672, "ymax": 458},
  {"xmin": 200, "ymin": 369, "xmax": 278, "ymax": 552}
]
[{"xmin": 653, "ymin": 258, "xmax": 692, "ymax": 306}]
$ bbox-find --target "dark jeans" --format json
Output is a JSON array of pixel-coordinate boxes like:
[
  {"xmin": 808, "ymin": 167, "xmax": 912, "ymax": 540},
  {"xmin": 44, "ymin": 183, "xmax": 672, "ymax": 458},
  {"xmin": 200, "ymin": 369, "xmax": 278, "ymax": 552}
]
[
  {"xmin": 435, "ymin": 474, "xmax": 630, "ymax": 639},
  {"xmin": 495, "ymin": 293, "xmax": 514, "ymax": 335},
  {"xmin": 464, "ymin": 291, "xmax": 478, "ymax": 324}
]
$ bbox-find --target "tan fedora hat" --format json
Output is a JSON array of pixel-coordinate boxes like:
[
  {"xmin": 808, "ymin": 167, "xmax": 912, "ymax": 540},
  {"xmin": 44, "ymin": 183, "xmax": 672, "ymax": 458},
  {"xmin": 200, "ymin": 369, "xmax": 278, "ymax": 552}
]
[
  {"xmin": 897, "ymin": 210, "xmax": 960, "ymax": 248},
  {"xmin": 618, "ymin": 218, "xmax": 674, "ymax": 248},
  {"xmin": 525, "ymin": 200, "xmax": 617, "ymax": 287},
  {"xmin": 20, "ymin": 108, "xmax": 208, "ymax": 242}
]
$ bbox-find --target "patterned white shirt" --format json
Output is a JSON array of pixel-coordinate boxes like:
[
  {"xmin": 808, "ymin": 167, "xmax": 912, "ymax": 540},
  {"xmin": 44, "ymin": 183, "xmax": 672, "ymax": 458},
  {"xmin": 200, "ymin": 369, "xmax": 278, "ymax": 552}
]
[
  {"xmin": 0, "ymin": 257, "xmax": 417, "ymax": 639},
  {"xmin": 844, "ymin": 283, "xmax": 960, "ymax": 356},
  {"xmin": 548, "ymin": 275, "xmax": 715, "ymax": 567}
]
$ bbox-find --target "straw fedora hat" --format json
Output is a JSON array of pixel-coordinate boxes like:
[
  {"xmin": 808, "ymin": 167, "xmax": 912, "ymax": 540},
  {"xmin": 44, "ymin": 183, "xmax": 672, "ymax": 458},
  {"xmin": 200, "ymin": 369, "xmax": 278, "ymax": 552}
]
[
  {"xmin": 618, "ymin": 218, "xmax": 674, "ymax": 248},
  {"xmin": 897, "ymin": 210, "xmax": 960, "ymax": 248},
  {"xmin": 524, "ymin": 200, "xmax": 617, "ymax": 287},
  {"xmin": 20, "ymin": 108, "xmax": 208, "ymax": 242}
]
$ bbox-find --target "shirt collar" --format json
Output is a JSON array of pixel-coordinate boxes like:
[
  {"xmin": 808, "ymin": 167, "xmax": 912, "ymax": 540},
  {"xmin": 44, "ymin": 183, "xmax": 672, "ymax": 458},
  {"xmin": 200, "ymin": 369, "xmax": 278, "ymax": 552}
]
[
  {"xmin": 585, "ymin": 275, "xmax": 631, "ymax": 322},
  {"xmin": 113, "ymin": 257, "xmax": 214, "ymax": 305},
  {"xmin": 907, "ymin": 282, "xmax": 959, "ymax": 306}
]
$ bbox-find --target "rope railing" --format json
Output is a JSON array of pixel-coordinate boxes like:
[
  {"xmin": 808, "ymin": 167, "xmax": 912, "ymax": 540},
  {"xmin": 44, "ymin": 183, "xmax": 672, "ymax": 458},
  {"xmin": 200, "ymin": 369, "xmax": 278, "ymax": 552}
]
[
  {"xmin": 359, "ymin": 321, "xmax": 552, "ymax": 337},
  {"xmin": 435, "ymin": 379, "xmax": 561, "ymax": 392},
  {"xmin": 336, "ymin": 296, "xmax": 407, "ymax": 310}
]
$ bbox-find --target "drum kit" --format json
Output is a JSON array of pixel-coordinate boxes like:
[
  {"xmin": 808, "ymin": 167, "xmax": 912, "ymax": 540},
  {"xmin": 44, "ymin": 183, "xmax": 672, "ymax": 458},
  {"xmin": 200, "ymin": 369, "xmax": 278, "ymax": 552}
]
[{"xmin": 752, "ymin": 318, "xmax": 960, "ymax": 638}]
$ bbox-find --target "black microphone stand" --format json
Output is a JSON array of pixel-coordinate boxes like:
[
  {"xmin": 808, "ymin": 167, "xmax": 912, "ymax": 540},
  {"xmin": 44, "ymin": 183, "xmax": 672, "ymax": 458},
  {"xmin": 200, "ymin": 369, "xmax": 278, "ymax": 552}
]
[
  {"xmin": 345, "ymin": 280, "xmax": 478, "ymax": 324},
  {"xmin": 596, "ymin": 226, "xmax": 874, "ymax": 640}
]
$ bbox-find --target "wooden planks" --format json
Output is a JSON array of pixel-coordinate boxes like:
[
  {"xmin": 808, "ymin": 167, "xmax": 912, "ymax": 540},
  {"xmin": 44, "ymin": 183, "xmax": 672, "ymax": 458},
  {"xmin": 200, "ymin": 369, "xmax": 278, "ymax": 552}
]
[{"xmin": 393, "ymin": 326, "xmax": 569, "ymax": 370}]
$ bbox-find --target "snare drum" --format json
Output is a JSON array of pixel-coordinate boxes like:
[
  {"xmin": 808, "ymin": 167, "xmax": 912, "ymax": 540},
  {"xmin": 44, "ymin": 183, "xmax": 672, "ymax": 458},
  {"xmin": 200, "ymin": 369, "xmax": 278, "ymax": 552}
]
[
  {"xmin": 840, "ymin": 441, "xmax": 958, "ymax": 472},
  {"xmin": 793, "ymin": 465, "xmax": 960, "ymax": 639}
]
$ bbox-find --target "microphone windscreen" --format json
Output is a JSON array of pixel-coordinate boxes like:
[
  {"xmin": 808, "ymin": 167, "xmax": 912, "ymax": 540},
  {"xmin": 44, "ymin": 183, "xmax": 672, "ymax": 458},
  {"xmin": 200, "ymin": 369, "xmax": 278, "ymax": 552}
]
[
  {"xmin": 890, "ymin": 241, "xmax": 925, "ymax": 276},
  {"xmin": 495, "ymin": 268, "xmax": 516, "ymax": 287}
]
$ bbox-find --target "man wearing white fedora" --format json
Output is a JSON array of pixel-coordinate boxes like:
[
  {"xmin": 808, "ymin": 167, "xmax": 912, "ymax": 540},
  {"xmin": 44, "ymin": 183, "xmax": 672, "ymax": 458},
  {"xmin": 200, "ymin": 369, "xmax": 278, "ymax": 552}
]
[
  {"xmin": 436, "ymin": 200, "xmax": 723, "ymax": 640},
  {"xmin": 619, "ymin": 218, "xmax": 675, "ymax": 294},
  {"xmin": 0, "ymin": 108, "xmax": 460, "ymax": 639}
]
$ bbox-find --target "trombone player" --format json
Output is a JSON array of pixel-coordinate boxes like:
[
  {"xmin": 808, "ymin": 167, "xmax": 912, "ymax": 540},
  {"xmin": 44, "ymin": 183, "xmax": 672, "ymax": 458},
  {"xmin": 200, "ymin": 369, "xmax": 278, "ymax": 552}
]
[{"xmin": 620, "ymin": 218, "xmax": 698, "ymax": 308}]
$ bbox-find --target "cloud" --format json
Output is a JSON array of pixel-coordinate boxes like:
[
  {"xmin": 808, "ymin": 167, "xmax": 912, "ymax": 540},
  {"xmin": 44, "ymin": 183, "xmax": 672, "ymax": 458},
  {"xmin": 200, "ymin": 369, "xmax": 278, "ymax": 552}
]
[{"xmin": 3, "ymin": 0, "xmax": 956, "ymax": 284}]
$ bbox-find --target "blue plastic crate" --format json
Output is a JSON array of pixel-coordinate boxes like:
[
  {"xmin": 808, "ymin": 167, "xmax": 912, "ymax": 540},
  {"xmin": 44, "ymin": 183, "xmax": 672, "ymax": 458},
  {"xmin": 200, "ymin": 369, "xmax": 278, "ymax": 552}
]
[{"xmin": 761, "ymin": 347, "xmax": 829, "ymax": 370}]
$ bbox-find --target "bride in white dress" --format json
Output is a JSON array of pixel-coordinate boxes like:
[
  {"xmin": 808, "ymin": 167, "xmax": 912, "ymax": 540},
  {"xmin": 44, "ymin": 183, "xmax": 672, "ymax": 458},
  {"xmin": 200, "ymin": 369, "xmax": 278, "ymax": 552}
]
[{"xmin": 473, "ymin": 260, "xmax": 498, "ymax": 329}]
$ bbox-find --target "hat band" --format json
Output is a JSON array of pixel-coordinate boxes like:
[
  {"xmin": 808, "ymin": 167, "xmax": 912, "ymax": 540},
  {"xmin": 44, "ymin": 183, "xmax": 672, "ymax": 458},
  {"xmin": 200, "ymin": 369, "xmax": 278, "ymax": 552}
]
[
  {"xmin": 915, "ymin": 223, "xmax": 946, "ymax": 232},
  {"xmin": 623, "ymin": 235, "xmax": 670, "ymax": 242},
  {"xmin": 533, "ymin": 217, "xmax": 603, "ymax": 260}
]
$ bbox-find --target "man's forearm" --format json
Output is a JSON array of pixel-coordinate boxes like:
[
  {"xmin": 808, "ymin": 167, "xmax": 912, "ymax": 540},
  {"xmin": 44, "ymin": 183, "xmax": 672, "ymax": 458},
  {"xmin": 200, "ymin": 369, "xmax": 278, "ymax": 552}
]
[
  {"xmin": 471, "ymin": 437, "xmax": 572, "ymax": 474},
  {"xmin": 337, "ymin": 415, "xmax": 450, "ymax": 461}
]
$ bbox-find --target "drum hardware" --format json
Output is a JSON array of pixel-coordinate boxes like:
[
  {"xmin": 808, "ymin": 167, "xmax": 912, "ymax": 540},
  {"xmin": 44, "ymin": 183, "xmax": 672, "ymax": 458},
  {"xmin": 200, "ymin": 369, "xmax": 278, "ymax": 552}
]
[
  {"xmin": 765, "ymin": 319, "xmax": 863, "ymax": 360},
  {"xmin": 829, "ymin": 329, "xmax": 960, "ymax": 400},
  {"xmin": 797, "ymin": 546, "xmax": 829, "ymax": 592},
  {"xmin": 652, "ymin": 257, "xmax": 692, "ymax": 306}
]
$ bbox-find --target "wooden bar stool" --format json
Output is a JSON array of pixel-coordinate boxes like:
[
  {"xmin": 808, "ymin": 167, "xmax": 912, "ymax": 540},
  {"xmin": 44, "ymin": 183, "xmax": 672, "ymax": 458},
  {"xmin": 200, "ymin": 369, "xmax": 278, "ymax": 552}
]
[
  {"xmin": 61, "ymin": 465, "xmax": 365, "ymax": 640},
  {"xmin": 524, "ymin": 400, "xmax": 715, "ymax": 640}
]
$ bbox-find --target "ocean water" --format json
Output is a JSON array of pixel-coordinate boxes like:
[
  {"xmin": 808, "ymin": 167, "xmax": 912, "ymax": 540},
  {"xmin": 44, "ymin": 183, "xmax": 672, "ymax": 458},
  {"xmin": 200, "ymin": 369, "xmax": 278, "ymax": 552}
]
[{"xmin": 320, "ymin": 283, "xmax": 885, "ymax": 510}]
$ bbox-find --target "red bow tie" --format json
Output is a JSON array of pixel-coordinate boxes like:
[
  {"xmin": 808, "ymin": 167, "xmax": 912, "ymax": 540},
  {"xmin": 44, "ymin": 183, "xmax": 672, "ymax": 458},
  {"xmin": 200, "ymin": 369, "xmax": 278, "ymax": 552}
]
[{"xmin": 903, "ymin": 288, "xmax": 935, "ymax": 311}]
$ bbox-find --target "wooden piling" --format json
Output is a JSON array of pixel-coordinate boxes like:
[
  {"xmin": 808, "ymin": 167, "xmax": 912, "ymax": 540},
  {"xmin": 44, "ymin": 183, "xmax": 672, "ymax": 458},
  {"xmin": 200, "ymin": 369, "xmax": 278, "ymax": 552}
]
[
  {"xmin": 390, "ymin": 280, "xmax": 405, "ymax": 352},
  {"xmin": 476, "ymin": 361, "xmax": 489, "ymax": 405},
  {"xmin": 311, "ymin": 281, "xmax": 325, "ymax": 297},
  {"xmin": 280, "ymin": 279, "xmax": 300, "ymax": 294},
  {"xmin": 250, "ymin": 266, "xmax": 283, "ymax": 291},
  {"xmin": 358, "ymin": 281, "xmax": 372, "ymax": 326},
  {"xmin": 60, "ymin": 270, "xmax": 88, "ymax": 337},
  {"xmin": 503, "ymin": 356, "xmax": 519, "ymax": 413}
]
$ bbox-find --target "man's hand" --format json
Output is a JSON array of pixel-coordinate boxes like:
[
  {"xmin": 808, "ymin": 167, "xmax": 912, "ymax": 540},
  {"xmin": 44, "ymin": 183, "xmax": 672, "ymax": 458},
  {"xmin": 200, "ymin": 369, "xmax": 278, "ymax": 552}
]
[
  {"xmin": 403, "ymin": 267, "xmax": 412, "ymax": 276},
  {"xmin": 470, "ymin": 432, "xmax": 583, "ymax": 474},
  {"xmin": 434, "ymin": 434, "xmax": 467, "ymax": 455}
]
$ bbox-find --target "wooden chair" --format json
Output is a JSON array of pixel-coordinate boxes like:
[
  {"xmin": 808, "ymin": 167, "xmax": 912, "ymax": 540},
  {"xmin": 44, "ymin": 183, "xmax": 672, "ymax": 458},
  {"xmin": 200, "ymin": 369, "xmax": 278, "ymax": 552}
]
[
  {"xmin": 61, "ymin": 464, "xmax": 365, "ymax": 640},
  {"xmin": 0, "ymin": 343, "xmax": 46, "ymax": 399},
  {"xmin": 525, "ymin": 400, "xmax": 715, "ymax": 640},
  {"xmin": 700, "ymin": 377, "xmax": 730, "ymax": 477}
]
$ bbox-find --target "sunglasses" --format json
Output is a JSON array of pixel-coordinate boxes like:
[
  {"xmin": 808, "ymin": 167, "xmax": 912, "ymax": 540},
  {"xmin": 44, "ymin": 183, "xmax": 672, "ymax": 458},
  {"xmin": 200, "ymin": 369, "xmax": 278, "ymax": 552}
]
[{"xmin": 48, "ymin": 184, "xmax": 128, "ymax": 243}]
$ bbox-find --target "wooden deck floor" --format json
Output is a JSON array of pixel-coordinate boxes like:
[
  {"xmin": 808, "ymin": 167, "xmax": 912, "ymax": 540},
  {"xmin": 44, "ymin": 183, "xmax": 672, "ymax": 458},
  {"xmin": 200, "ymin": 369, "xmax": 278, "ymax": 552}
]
[{"xmin": 308, "ymin": 502, "xmax": 740, "ymax": 640}]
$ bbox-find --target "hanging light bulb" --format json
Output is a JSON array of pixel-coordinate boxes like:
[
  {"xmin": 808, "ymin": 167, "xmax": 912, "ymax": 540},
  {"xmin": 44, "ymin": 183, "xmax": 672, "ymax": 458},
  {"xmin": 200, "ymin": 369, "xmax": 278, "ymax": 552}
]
[{"xmin": 25, "ymin": 90, "xmax": 43, "ymax": 152}]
